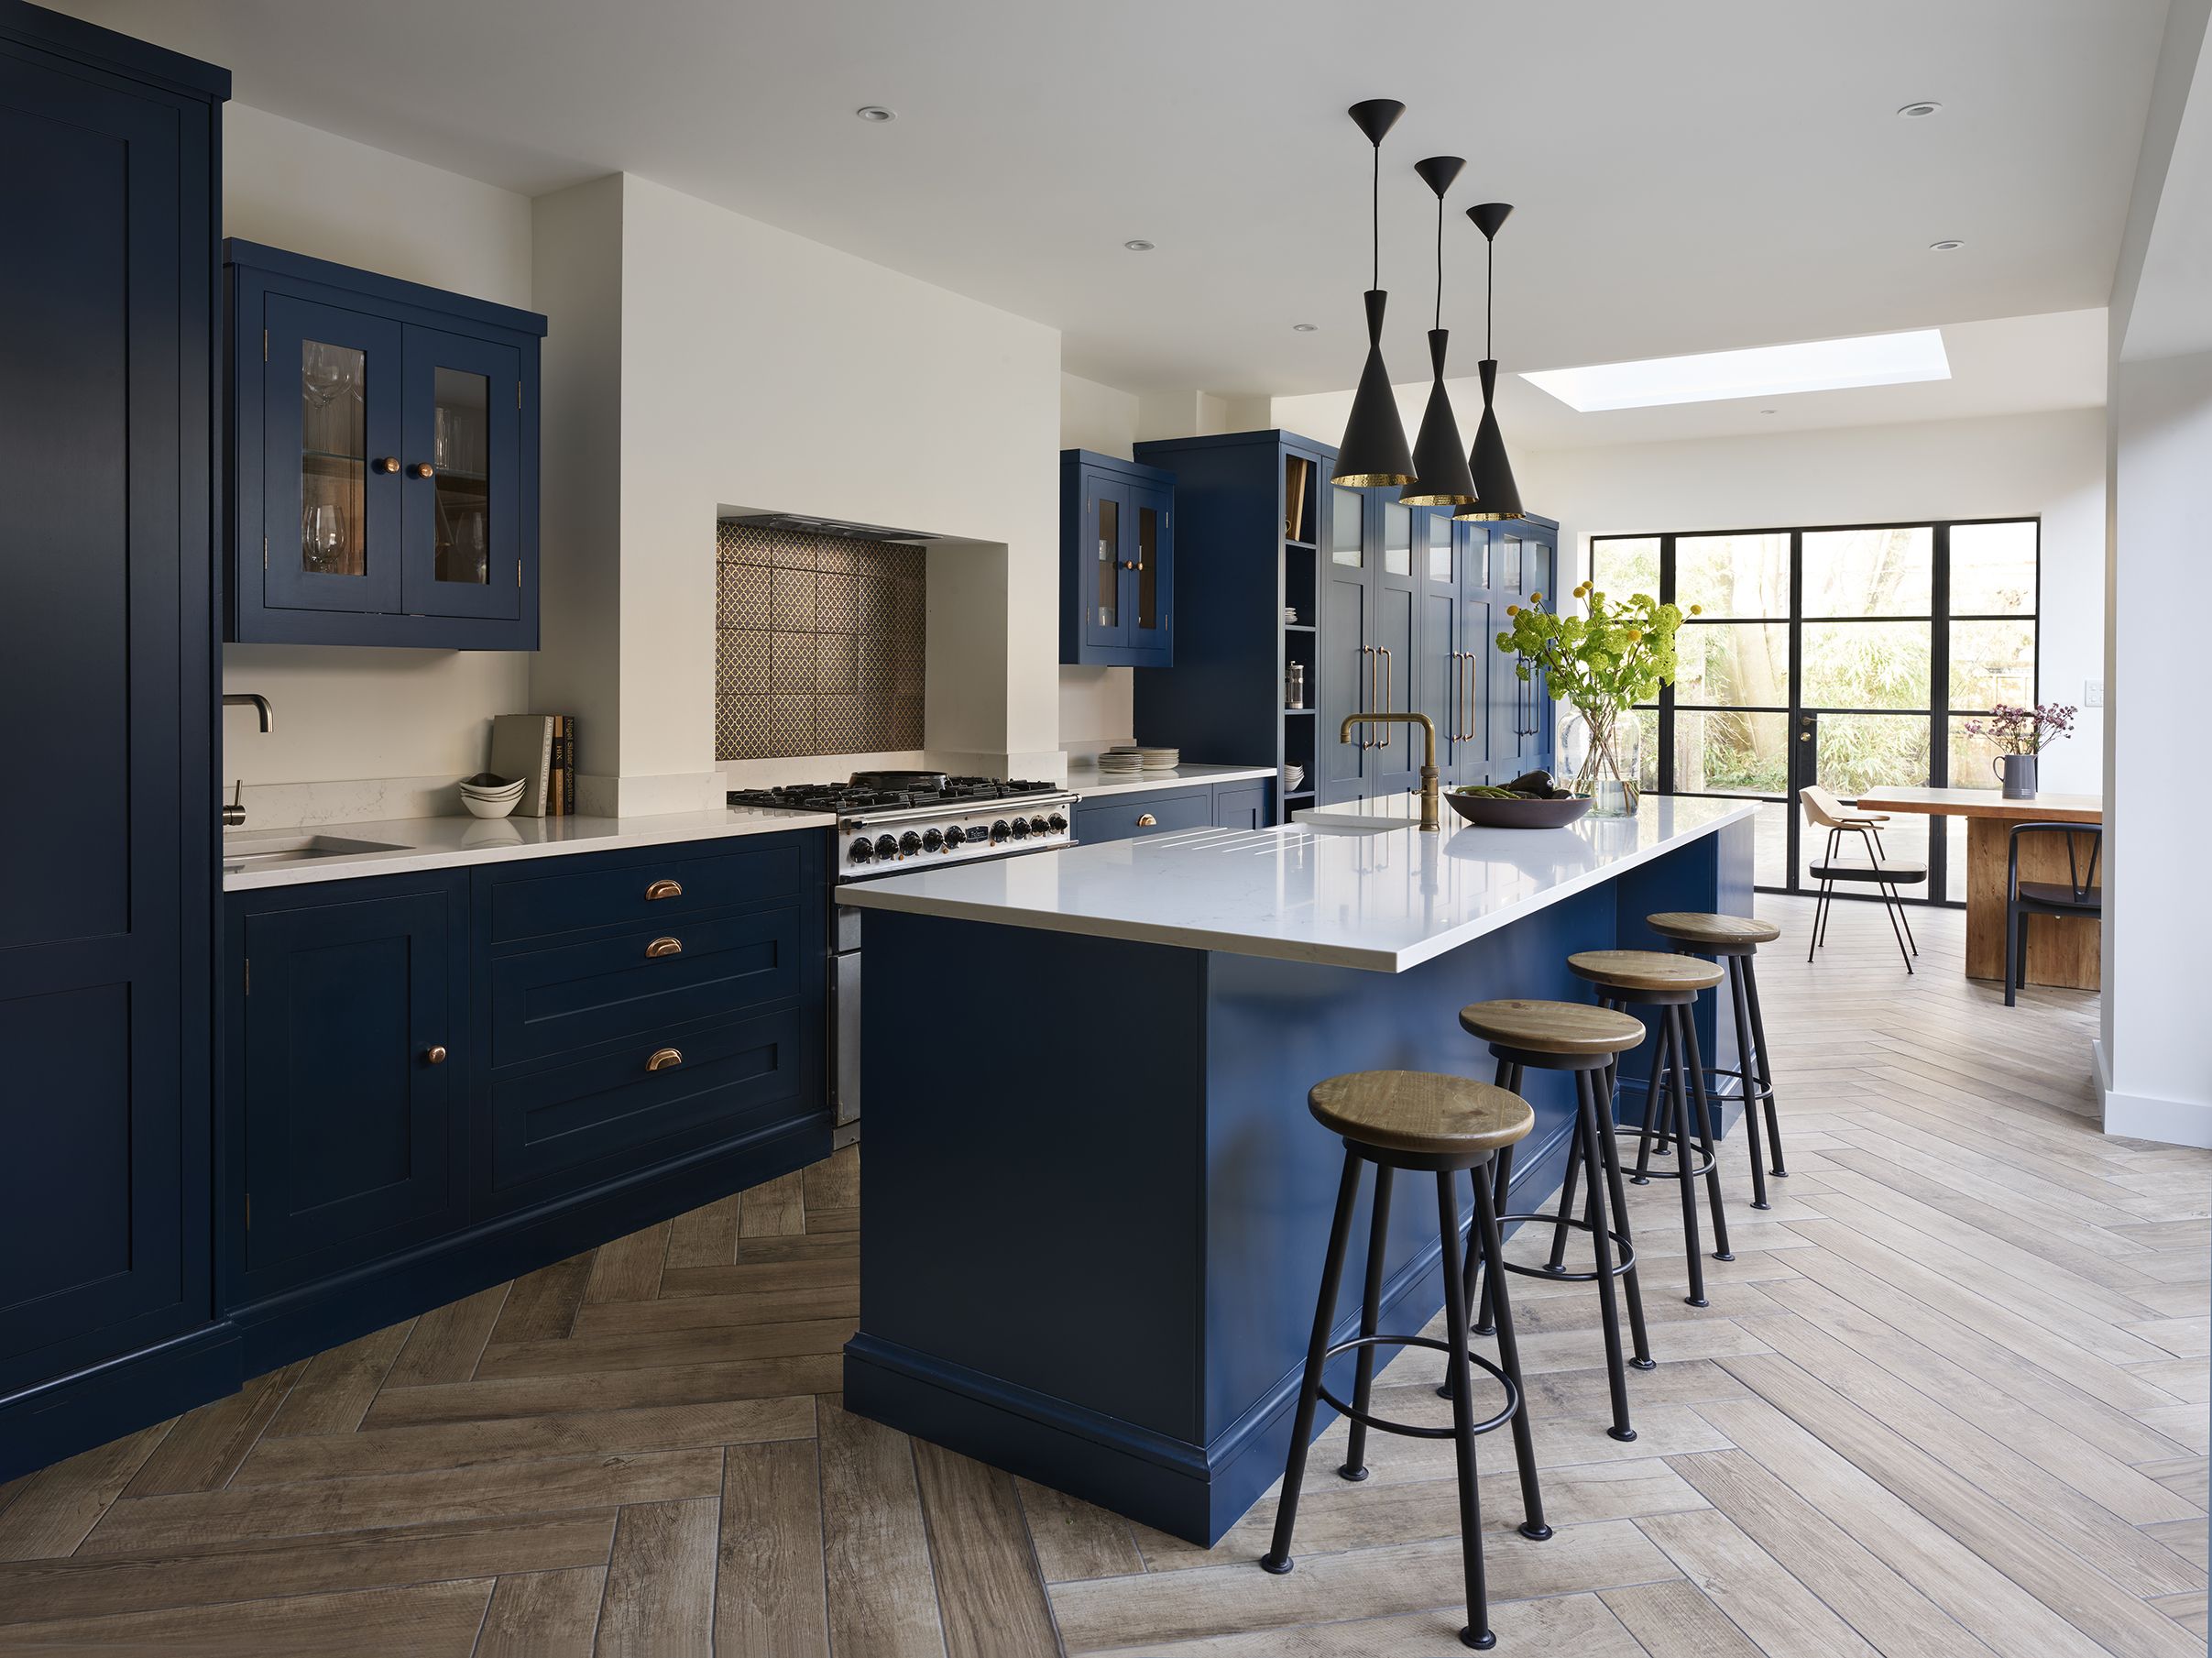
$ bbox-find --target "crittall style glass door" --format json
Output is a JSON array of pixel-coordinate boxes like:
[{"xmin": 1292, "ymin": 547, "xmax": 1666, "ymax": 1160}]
[{"xmin": 1593, "ymin": 519, "xmax": 2039, "ymax": 902}]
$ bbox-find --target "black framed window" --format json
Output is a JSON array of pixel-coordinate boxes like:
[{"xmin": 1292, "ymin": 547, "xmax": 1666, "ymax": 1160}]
[{"xmin": 1592, "ymin": 518, "xmax": 2039, "ymax": 904}]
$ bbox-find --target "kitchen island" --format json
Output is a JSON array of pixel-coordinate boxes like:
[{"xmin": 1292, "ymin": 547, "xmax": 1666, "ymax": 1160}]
[{"xmin": 840, "ymin": 796, "xmax": 1757, "ymax": 1543}]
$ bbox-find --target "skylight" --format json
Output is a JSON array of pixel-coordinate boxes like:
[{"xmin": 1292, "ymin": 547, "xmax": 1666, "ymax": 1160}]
[{"xmin": 1520, "ymin": 329, "xmax": 1952, "ymax": 412}]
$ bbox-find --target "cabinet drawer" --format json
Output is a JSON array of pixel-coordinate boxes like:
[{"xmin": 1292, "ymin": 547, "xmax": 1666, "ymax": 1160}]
[
  {"xmin": 1213, "ymin": 782, "xmax": 1272, "ymax": 830},
  {"xmin": 490, "ymin": 905, "xmax": 802, "ymax": 1068},
  {"xmin": 486, "ymin": 1007, "xmax": 812, "ymax": 1203},
  {"xmin": 483, "ymin": 837, "xmax": 807, "ymax": 945},
  {"xmin": 1074, "ymin": 785, "xmax": 1212, "ymax": 845}
]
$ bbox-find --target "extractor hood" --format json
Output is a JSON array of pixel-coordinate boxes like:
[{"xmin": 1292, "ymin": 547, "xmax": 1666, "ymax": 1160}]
[{"xmin": 722, "ymin": 512, "xmax": 941, "ymax": 544}]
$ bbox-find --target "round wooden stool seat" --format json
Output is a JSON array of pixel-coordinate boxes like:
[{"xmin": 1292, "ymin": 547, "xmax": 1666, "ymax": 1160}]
[
  {"xmin": 1567, "ymin": 950, "xmax": 1725, "ymax": 994},
  {"xmin": 1308, "ymin": 1071, "xmax": 1533, "ymax": 1158},
  {"xmin": 1645, "ymin": 911, "xmax": 1780, "ymax": 950},
  {"xmin": 1459, "ymin": 998, "xmax": 1646, "ymax": 1057}
]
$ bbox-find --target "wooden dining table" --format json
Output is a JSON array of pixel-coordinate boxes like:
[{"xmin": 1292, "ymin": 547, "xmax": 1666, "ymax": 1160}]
[{"xmin": 1855, "ymin": 786, "xmax": 2102, "ymax": 989}]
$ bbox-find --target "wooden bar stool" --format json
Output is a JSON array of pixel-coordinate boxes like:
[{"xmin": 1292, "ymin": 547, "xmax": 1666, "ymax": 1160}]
[
  {"xmin": 1455, "ymin": 999, "xmax": 1654, "ymax": 1443},
  {"xmin": 1566, "ymin": 950, "xmax": 1734, "ymax": 1308},
  {"xmin": 1646, "ymin": 912, "xmax": 1788, "ymax": 1211},
  {"xmin": 1263, "ymin": 1071, "xmax": 1549, "ymax": 1652}
]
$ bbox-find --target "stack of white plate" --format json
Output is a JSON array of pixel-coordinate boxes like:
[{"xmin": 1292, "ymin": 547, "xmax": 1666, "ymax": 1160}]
[
  {"xmin": 458, "ymin": 774, "xmax": 526, "ymax": 818},
  {"xmin": 1094, "ymin": 751, "xmax": 1144, "ymax": 776},
  {"xmin": 1106, "ymin": 745, "xmax": 1180, "ymax": 773}
]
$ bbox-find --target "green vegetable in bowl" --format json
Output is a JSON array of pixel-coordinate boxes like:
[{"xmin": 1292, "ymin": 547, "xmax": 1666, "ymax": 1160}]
[{"xmin": 1454, "ymin": 785, "xmax": 1525, "ymax": 799}]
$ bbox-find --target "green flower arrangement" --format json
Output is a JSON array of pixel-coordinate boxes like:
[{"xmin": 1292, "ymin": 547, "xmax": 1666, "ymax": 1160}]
[{"xmin": 1495, "ymin": 582, "xmax": 1693, "ymax": 810}]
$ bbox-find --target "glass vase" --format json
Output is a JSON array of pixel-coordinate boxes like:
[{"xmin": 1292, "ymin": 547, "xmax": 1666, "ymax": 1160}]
[{"xmin": 1562, "ymin": 706, "xmax": 1643, "ymax": 818}]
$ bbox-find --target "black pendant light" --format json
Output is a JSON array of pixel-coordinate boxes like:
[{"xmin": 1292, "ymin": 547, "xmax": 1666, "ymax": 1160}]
[
  {"xmin": 1332, "ymin": 100, "xmax": 1416, "ymax": 487},
  {"xmin": 1400, "ymin": 155, "xmax": 1477, "ymax": 507},
  {"xmin": 1455, "ymin": 201, "xmax": 1526, "ymax": 522}
]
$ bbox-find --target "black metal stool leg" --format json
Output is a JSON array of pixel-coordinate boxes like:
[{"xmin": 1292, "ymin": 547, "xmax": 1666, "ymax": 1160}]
[
  {"xmin": 1471, "ymin": 1162, "xmax": 1549, "ymax": 1541},
  {"xmin": 1665, "ymin": 1007, "xmax": 1708, "ymax": 1307},
  {"xmin": 1469, "ymin": 1062, "xmax": 1519, "ymax": 1342},
  {"xmin": 1262, "ymin": 1151, "xmax": 1363, "ymax": 1574},
  {"xmin": 1545, "ymin": 1108, "xmax": 1585, "ymax": 1275},
  {"xmin": 1678, "ymin": 1003, "xmax": 1733, "ymax": 1262},
  {"xmin": 1434, "ymin": 1170, "xmax": 1495, "ymax": 1651},
  {"xmin": 1726, "ymin": 956, "xmax": 1770, "ymax": 1210},
  {"xmin": 1632, "ymin": 1008, "xmax": 1670, "ymax": 1184},
  {"xmin": 1592, "ymin": 1062, "xmax": 1655, "ymax": 1372},
  {"xmin": 1339, "ymin": 1163, "xmax": 1395, "ymax": 1481},
  {"xmin": 1742, "ymin": 954, "xmax": 1784, "ymax": 1179},
  {"xmin": 1574, "ymin": 1069, "xmax": 1637, "ymax": 1443}
]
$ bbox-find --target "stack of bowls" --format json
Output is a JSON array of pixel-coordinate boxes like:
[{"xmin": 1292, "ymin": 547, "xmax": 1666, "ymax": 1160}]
[{"xmin": 458, "ymin": 773, "xmax": 526, "ymax": 818}]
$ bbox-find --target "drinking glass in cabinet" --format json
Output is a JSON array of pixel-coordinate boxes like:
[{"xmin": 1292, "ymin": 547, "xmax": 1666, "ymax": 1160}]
[
  {"xmin": 432, "ymin": 367, "xmax": 492, "ymax": 586},
  {"xmin": 300, "ymin": 339, "xmax": 366, "ymax": 577}
]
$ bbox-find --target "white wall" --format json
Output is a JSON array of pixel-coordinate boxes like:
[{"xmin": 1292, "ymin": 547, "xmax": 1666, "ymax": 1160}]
[
  {"xmin": 1517, "ymin": 411, "xmax": 2108, "ymax": 795},
  {"xmin": 220, "ymin": 104, "xmax": 537, "ymax": 813}
]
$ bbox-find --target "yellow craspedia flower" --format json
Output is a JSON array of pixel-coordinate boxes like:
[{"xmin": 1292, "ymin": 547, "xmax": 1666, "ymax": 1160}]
[
  {"xmin": 1690, "ymin": 603, "xmax": 1703, "ymax": 615},
  {"xmin": 1506, "ymin": 604, "xmax": 1519, "ymax": 616},
  {"xmin": 1529, "ymin": 591, "xmax": 1541, "ymax": 603},
  {"xmin": 1626, "ymin": 628, "xmax": 1642, "ymax": 642}
]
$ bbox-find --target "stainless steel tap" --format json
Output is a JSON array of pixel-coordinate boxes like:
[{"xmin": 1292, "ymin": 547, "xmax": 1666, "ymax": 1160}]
[
  {"xmin": 222, "ymin": 692, "xmax": 273, "ymax": 827},
  {"xmin": 1338, "ymin": 710, "xmax": 1440, "ymax": 831}
]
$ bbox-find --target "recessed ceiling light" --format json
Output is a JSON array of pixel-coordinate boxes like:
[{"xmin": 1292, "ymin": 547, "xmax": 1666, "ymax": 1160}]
[
  {"xmin": 1929, "ymin": 238, "xmax": 1965, "ymax": 251},
  {"xmin": 854, "ymin": 105, "xmax": 895, "ymax": 123},
  {"xmin": 1122, "ymin": 239, "xmax": 1155, "ymax": 252},
  {"xmin": 1760, "ymin": 408, "xmax": 1779, "ymax": 415},
  {"xmin": 1292, "ymin": 323, "xmax": 1319, "ymax": 332},
  {"xmin": 1897, "ymin": 101, "xmax": 1943, "ymax": 118},
  {"xmin": 1521, "ymin": 328, "xmax": 1951, "ymax": 412}
]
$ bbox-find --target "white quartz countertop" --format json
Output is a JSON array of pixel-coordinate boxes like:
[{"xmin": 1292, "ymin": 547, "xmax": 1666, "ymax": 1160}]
[
  {"xmin": 1065, "ymin": 758, "xmax": 1278, "ymax": 799},
  {"xmin": 222, "ymin": 805, "xmax": 833, "ymax": 892},
  {"xmin": 840, "ymin": 796, "xmax": 1758, "ymax": 972}
]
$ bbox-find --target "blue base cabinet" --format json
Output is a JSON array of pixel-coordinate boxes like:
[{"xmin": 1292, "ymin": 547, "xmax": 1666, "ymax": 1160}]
[
  {"xmin": 0, "ymin": 5, "xmax": 225, "ymax": 1470},
  {"xmin": 1061, "ymin": 450, "xmax": 1174, "ymax": 666},
  {"xmin": 1073, "ymin": 778, "xmax": 1276, "ymax": 844},
  {"xmin": 226, "ymin": 240, "xmax": 546, "ymax": 650}
]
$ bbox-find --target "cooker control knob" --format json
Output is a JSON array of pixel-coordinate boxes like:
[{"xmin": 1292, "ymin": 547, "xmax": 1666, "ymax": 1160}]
[
  {"xmin": 990, "ymin": 818, "xmax": 1012, "ymax": 843},
  {"xmin": 1009, "ymin": 817, "xmax": 1031, "ymax": 839},
  {"xmin": 942, "ymin": 825, "xmax": 967, "ymax": 847},
  {"xmin": 921, "ymin": 828, "xmax": 944, "ymax": 851},
  {"xmin": 899, "ymin": 831, "xmax": 923, "ymax": 856},
  {"xmin": 1046, "ymin": 813, "xmax": 1068, "ymax": 833},
  {"xmin": 874, "ymin": 834, "xmax": 897, "ymax": 861},
  {"xmin": 849, "ymin": 839, "xmax": 875, "ymax": 864}
]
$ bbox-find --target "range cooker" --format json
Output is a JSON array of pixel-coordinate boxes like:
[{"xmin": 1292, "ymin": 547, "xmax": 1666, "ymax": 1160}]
[{"xmin": 726, "ymin": 771, "xmax": 1079, "ymax": 1141}]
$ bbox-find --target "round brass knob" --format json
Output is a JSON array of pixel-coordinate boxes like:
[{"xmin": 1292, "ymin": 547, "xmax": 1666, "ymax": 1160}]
[
  {"xmin": 409, "ymin": 461, "xmax": 436, "ymax": 479},
  {"xmin": 424, "ymin": 1045, "xmax": 448, "ymax": 1065},
  {"xmin": 374, "ymin": 456, "xmax": 400, "ymax": 474}
]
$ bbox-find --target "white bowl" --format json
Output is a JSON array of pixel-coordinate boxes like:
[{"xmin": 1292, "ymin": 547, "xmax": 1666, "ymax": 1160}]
[
  {"xmin": 461, "ymin": 790, "xmax": 522, "ymax": 818},
  {"xmin": 460, "ymin": 783, "xmax": 525, "ymax": 804}
]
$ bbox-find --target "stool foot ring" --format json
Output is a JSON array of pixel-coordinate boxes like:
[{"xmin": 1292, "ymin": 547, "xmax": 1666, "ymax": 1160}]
[
  {"xmin": 1605, "ymin": 1128, "xmax": 1718, "ymax": 1182},
  {"xmin": 1494, "ymin": 1212, "xmax": 1639, "ymax": 1282},
  {"xmin": 1701, "ymin": 1065, "xmax": 1775, "ymax": 1107},
  {"xmin": 1320, "ymin": 1334, "xmax": 1520, "ymax": 1440}
]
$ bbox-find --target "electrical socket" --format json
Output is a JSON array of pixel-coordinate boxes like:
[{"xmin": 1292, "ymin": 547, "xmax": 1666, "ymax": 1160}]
[{"xmin": 2085, "ymin": 679, "xmax": 2105, "ymax": 708}]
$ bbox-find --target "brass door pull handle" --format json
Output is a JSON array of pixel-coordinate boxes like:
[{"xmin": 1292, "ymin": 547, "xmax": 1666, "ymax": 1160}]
[
  {"xmin": 408, "ymin": 461, "xmax": 436, "ymax": 480},
  {"xmin": 645, "ymin": 937, "xmax": 683, "ymax": 958},
  {"xmin": 424, "ymin": 1045, "xmax": 447, "ymax": 1065},
  {"xmin": 644, "ymin": 879, "xmax": 683, "ymax": 900},
  {"xmin": 646, "ymin": 1047, "xmax": 683, "ymax": 1072},
  {"xmin": 1135, "ymin": 813, "xmax": 1158, "ymax": 828},
  {"xmin": 374, "ymin": 456, "xmax": 400, "ymax": 474}
]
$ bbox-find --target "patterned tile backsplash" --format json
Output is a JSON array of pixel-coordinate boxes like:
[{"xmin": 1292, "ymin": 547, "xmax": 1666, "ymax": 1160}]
[{"xmin": 715, "ymin": 521, "xmax": 925, "ymax": 760}]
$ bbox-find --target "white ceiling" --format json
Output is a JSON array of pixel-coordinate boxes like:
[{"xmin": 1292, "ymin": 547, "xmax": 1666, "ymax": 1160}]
[{"xmin": 66, "ymin": 0, "xmax": 2169, "ymax": 406}]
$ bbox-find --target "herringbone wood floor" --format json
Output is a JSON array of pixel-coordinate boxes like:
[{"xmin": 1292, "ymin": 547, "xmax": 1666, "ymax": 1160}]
[{"xmin": 0, "ymin": 896, "xmax": 2204, "ymax": 1654}]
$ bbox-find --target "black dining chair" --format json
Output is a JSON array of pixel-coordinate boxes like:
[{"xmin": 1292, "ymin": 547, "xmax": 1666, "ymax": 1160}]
[{"xmin": 2005, "ymin": 823, "xmax": 2102, "ymax": 1006}]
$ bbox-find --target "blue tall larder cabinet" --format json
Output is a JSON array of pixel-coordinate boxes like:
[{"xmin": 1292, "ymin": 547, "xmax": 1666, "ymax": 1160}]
[
  {"xmin": 227, "ymin": 240, "xmax": 546, "ymax": 649},
  {"xmin": 1060, "ymin": 449, "xmax": 1174, "ymax": 667},
  {"xmin": 0, "ymin": 1, "xmax": 227, "ymax": 1470}
]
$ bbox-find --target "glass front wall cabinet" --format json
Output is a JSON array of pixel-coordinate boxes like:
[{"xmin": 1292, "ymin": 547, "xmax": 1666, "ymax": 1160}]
[
  {"xmin": 229, "ymin": 240, "xmax": 544, "ymax": 648},
  {"xmin": 1059, "ymin": 450, "xmax": 1174, "ymax": 667}
]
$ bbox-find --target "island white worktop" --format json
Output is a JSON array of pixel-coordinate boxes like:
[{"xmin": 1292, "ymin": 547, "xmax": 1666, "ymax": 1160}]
[
  {"xmin": 222, "ymin": 804, "xmax": 834, "ymax": 892},
  {"xmin": 841, "ymin": 795, "xmax": 1758, "ymax": 972}
]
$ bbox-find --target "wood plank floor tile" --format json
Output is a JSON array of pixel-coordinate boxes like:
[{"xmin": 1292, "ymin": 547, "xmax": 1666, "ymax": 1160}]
[
  {"xmin": 386, "ymin": 1284, "xmax": 510, "ymax": 1389},
  {"xmin": 914, "ymin": 1440, "xmax": 1061, "ymax": 1658},
  {"xmin": 123, "ymin": 1362, "xmax": 305, "ymax": 1497},
  {"xmin": 474, "ymin": 1316, "xmax": 855, "ymax": 1380},
  {"xmin": 1016, "ymin": 1479, "xmax": 1144, "ymax": 1584},
  {"xmin": 818, "ymin": 1397, "xmax": 947, "ymax": 1658},
  {"xmin": 81, "ymin": 1449, "xmax": 723, "ymax": 1556},
  {"xmin": 567, "ymin": 1283, "xmax": 859, "ymax": 1339},
  {"xmin": 363, "ymin": 1355, "xmax": 845, "ymax": 1428},
  {"xmin": 738, "ymin": 1170, "xmax": 805, "ymax": 1237},
  {"xmin": 656, "ymin": 1254, "xmax": 860, "ymax": 1300},
  {"xmin": 1084, "ymin": 1588, "xmax": 1645, "ymax": 1656},
  {"xmin": 716, "ymin": 1440, "xmax": 829, "ymax": 1658},
  {"xmin": 583, "ymin": 1222, "xmax": 671, "ymax": 1306},
  {"xmin": 476, "ymin": 1565, "xmax": 606, "ymax": 1657},
  {"xmin": 0, "ymin": 1423, "xmax": 170, "ymax": 1560},
  {"xmin": 1634, "ymin": 1506, "xmax": 1878, "ymax": 1655},
  {"xmin": 663, "ymin": 1193, "xmax": 742, "ymax": 1270},
  {"xmin": 234, "ymin": 1397, "xmax": 814, "ymax": 1487},
  {"xmin": 1599, "ymin": 1579, "xmax": 1763, "ymax": 1655},
  {"xmin": 488, "ymin": 1251, "xmax": 595, "ymax": 1345},
  {"xmin": 263, "ymin": 1321, "xmax": 416, "ymax": 1438},
  {"xmin": 593, "ymin": 1496, "xmax": 716, "ymax": 1654},
  {"xmin": 0, "ymin": 1510, "xmax": 612, "ymax": 1626},
  {"xmin": 0, "ymin": 1577, "xmax": 494, "ymax": 1655}
]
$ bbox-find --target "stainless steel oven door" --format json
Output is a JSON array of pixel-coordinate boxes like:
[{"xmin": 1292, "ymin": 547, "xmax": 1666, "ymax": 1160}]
[{"xmin": 830, "ymin": 933, "xmax": 860, "ymax": 1129}]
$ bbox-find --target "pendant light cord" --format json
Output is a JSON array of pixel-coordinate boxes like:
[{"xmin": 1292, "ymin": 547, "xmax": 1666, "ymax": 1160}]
[
  {"xmin": 1370, "ymin": 143, "xmax": 1381, "ymax": 290},
  {"xmin": 1485, "ymin": 236, "xmax": 1495, "ymax": 357},
  {"xmin": 1434, "ymin": 194, "xmax": 1443, "ymax": 329}
]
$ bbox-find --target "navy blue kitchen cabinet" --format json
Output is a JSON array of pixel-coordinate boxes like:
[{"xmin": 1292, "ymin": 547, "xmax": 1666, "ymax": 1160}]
[
  {"xmin": 1212, "ymin": 781, "xmax": 1273, "ymax": 831},
  {"xmin": 1483, "ymin": 517, "xmax": 1560, "ymax": 782},
  {"xmin": 1061, "ymin": 450, "xmax": 1174, "ymax": 666},
  {"xmin": 225, "ymin": 873, "xmax": 470, "ymax": 1306},
  {"xmin": 227, "ymin": 240, "xmax": 545, "ymax": 649},
  {"xmin": 1318, "ymin": 486, "xmax": 1429, "ymax": 804},
  {"xmin": 0, "ymin": 3, "xmax": 227, "ymax": 1477},
  {"xmin": 1074, "ymin": 778, "xmax": 1276, "ymax": 842}
]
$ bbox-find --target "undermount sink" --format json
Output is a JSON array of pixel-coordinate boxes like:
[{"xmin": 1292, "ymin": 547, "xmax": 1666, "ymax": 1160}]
[{"xmin": 222, "ymin": 833, "xmax": 404, "ymax": 871}]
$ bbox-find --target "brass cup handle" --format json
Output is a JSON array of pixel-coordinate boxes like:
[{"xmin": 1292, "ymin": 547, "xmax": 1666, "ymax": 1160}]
[
  {"xmin": 644, "ymin": 879, "xmax": 684, "ymax": 901},
  {"xmin": 645, "ymin": 936, "xmax": 683, "ymax": 959},
  {"xmin": 646, "ymin": 1047, "xmax": 683, "ymax": 1072},
  {"xmin": 374, "ymin": 456, "xmax": 400, "ymax": 474},
  {"xmin": 1135, "ymin": 813, "xmax": 1158, "ymax": 828},
  {"xmin": 424, "ymin": 1045, "xmax": 447, "ymax": 1065},
  {"xmin": 408, "ymin": 461, "xmax": 435, "ymax": 480}
]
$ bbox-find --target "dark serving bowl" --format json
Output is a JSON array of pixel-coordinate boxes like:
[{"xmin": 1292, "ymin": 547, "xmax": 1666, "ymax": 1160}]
[{"xmin": 1446, "ymin": 791, "xmax": 1595, "ymax": 829}]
